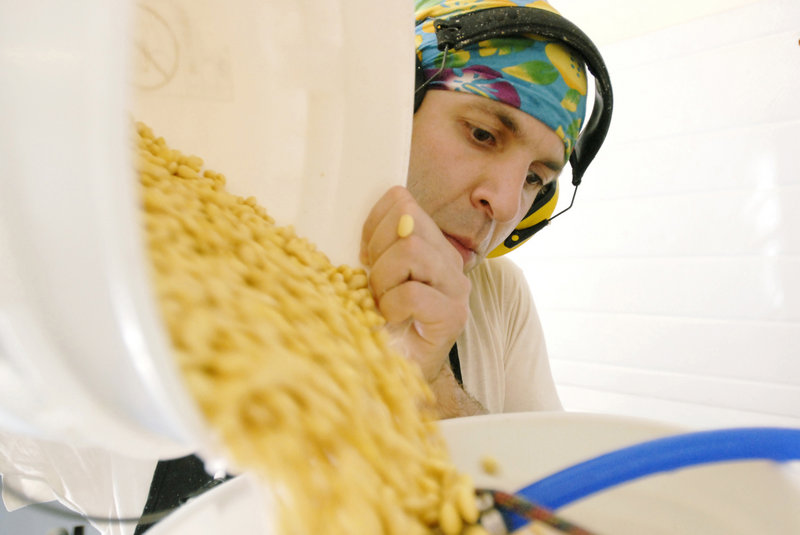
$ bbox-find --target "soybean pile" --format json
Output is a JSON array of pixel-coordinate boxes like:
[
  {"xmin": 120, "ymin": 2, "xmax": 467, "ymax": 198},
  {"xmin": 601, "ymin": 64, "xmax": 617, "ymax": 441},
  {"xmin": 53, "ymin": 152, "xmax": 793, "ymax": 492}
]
[{"xmin": 135, "ymin": 122, "xmax": 487, "ymax": 535}]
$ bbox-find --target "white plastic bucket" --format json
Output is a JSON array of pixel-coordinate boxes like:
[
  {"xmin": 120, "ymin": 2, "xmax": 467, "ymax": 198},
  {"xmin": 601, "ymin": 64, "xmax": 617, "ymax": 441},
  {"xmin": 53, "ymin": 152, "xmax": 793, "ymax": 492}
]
[
  {"xmin": 134, "ymin": 412, "xmax": 800, "ymax": 534},
  {"xmin": 0, "ymin": 0, "xmax": 413, "ymax": 459}
]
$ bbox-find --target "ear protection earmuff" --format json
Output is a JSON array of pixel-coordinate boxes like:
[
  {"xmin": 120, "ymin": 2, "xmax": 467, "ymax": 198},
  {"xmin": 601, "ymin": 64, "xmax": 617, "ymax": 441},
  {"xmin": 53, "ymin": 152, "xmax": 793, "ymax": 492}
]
[{"xmin": 413, "ymin": 6, "xmax": 613, "ymax": 256}]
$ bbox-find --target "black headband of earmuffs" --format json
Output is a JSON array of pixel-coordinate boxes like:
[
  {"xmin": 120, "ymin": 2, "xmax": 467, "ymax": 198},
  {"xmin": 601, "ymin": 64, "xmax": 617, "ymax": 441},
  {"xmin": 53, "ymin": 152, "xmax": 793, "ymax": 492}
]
[{"xmin": 414, "ymin": 6, "xmax": 613, "ymax": 190}]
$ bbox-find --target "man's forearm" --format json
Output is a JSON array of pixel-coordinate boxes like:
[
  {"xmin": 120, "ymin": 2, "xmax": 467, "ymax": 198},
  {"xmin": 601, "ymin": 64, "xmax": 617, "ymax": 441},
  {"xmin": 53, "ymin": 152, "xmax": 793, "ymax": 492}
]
[{"xmin": 429, "ymin": 364, "xmax": 488, "ymax": 419}]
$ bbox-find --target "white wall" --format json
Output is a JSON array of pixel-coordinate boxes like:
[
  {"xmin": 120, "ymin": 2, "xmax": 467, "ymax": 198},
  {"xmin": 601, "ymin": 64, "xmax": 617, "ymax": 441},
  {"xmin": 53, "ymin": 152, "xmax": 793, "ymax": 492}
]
[{"xmin": 512, "ymin": 0, "xmax": 800, "ymax": 429}]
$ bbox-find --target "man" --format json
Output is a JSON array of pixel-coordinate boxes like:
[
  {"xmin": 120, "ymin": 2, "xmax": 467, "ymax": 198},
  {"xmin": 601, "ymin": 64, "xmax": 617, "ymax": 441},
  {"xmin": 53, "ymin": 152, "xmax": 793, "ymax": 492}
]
[
  {"xmin": 134, "ymin": 1, "xmax": 606, "ymax": 529},
  {"xmin": 360, "ymin": 0, "xmax": 595, "ymax": 417}
]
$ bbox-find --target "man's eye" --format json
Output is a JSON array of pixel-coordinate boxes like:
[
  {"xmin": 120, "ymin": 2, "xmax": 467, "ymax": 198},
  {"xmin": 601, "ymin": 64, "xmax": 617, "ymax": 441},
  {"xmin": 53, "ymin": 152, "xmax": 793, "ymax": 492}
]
[
  {"xmin": 526, "ymin": 172, "xmax": 544, "ymax": 186},
  {"xmin": 471, "ymin": 127, "xmax": 495, "ymax": 144}
]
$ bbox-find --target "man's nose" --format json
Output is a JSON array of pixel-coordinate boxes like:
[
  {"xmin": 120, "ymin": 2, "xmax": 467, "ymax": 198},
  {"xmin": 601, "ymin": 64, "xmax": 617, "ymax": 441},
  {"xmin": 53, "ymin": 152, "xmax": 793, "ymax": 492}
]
[{"xmin": 472, "ymin": 159, "xmax": 527, "ymax": 223}]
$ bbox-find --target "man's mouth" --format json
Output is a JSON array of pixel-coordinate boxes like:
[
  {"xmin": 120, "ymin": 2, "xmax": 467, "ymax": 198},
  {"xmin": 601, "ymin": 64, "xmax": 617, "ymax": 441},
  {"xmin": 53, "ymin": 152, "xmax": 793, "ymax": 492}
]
[{"xmin": 443, "ymin": 233, "xmax": 476, "ymax": 268}]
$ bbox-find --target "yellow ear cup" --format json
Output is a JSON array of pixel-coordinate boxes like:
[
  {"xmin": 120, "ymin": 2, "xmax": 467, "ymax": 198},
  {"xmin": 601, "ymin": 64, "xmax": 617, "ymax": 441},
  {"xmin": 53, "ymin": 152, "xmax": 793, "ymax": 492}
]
[{"xmin": 487, "ymin": 181, "xmax": 559, "ymax": 258}]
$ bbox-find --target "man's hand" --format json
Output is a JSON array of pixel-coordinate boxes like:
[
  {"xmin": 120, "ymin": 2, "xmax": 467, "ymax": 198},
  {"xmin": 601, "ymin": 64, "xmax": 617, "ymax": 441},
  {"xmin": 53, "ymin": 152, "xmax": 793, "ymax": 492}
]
[{"xmin": 360, "ymin": 186, "xmax": 471, "ymax": 382}]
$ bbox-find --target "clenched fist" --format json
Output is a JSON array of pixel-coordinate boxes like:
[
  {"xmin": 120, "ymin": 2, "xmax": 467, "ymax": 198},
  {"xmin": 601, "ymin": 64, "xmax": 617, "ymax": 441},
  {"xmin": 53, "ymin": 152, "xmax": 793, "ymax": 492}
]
[{"xmin": 360, "ymin": 186, "xmax": 471, "ymax": 382}]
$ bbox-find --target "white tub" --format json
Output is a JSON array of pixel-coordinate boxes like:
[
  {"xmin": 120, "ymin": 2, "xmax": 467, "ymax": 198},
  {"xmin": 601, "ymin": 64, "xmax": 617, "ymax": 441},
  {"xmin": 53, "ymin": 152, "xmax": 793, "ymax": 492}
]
[
  {"xmin": 0, "ymin": 0, "xmax": 413, "ymax": 459},
  {"xmin": 143, "ymin": 412, "xmax": 800, "ymax": 534}
]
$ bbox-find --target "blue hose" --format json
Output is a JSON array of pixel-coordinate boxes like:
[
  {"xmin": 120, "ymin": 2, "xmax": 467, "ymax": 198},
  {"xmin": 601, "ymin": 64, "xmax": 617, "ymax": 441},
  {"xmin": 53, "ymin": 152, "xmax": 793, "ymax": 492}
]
[{"xmin": 505, "ymin": 427, "xmax": 800, "ymax": 531}]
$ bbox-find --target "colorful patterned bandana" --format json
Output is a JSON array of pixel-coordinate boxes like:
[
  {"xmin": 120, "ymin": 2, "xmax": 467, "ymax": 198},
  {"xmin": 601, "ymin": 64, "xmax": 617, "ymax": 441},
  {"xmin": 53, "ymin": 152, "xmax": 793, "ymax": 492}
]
[{"xmin": 415, "ymin": 0, "xmax": 588, "ymax": 161}]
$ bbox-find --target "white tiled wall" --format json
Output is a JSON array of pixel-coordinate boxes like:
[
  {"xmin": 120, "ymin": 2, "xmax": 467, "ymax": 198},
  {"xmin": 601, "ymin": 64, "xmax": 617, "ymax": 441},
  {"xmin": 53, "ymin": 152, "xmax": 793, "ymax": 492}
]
[{"xmin": 512, "ymin": 0, "xmax": 800, "ymax": 429}]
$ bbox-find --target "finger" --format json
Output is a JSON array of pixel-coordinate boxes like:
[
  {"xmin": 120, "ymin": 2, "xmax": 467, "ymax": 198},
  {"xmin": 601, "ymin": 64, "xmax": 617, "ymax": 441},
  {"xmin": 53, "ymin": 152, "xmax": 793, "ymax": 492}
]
[
  {"xmin": 360, "ymin": 186, "xmax": 410, "ymax": 265},
  {"xmin": 366, "ymin": 203, "xmax": 459, "ymax": 273},
  {"xmin": 361, "ymin": 185, "xmax": 457, "ymax": 269},
  {"xmin": 377, "ymin": 281, "xmax": 469, "ymax": 344},
  {"xmin": 363, "ymin": 195, "xmax": 426, "ymax": 267},
  {"xmin": 369, "ymin": 235, "xmax": 469, "ymax": 301}
]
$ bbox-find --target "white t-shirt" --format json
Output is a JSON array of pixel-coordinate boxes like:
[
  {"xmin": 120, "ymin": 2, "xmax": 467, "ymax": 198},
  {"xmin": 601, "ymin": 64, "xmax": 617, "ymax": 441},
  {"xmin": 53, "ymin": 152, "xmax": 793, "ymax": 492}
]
[{"xmin": 457, "ymin": 256, "xmax": 562, "ymax": 413}]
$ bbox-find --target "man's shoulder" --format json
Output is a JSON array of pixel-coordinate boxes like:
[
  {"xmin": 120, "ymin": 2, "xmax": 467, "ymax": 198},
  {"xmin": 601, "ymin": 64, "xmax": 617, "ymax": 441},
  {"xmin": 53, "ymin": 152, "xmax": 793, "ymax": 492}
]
[
  {"xmin": 469, "ymin": 257, "xmax": 529, "ymax": 298},
  {"xmin": 470, "ymin": 256, "xmax": 525, "ymax": 281}
]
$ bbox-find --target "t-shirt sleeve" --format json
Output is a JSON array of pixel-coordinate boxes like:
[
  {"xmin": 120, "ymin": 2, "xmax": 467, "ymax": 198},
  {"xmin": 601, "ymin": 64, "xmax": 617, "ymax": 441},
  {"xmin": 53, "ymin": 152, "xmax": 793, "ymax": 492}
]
[{"xmin": 499, "ymin": 259, "xmax": 563, "ymax": 412}]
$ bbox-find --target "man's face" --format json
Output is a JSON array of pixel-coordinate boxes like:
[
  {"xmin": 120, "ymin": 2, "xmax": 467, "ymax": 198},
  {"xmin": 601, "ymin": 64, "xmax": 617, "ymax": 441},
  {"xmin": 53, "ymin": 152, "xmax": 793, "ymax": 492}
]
[{"xmin": 407, "ymin": 90, "xmax": 566, "ymax": 272}]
